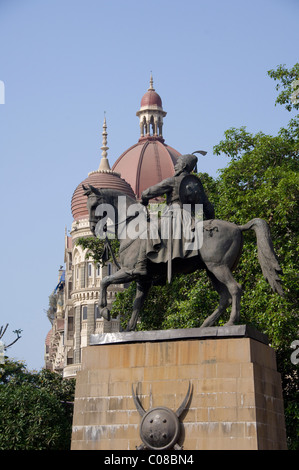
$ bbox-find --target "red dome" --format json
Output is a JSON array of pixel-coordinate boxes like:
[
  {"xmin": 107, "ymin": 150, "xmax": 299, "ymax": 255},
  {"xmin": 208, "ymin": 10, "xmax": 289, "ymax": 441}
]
[
  {"xmin": 140, "ymin": 89, "xmax": 162, "ymax": 108},
  {"xmin": 71, "ymin": 171, "xmax": 136, "ymax": 221},
  {"xmin": 112, "ymin": 139, "xmax": 181, "ymax": 199},
  {"xmin": 45, "ymin": 329, "xmax": 52, "ymax": 347}
]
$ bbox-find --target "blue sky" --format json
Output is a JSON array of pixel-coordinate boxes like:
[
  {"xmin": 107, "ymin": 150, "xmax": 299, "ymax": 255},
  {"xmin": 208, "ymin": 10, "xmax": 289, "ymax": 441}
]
[{"xmin": 0, "ymin": 0, "xmax": 298, "ymax": 371}]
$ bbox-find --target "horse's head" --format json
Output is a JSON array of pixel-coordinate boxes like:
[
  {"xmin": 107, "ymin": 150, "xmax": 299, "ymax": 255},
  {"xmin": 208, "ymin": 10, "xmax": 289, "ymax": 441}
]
[{"xmin": 82, "ymin": 184, "xmax": 107, "ymax": 235}]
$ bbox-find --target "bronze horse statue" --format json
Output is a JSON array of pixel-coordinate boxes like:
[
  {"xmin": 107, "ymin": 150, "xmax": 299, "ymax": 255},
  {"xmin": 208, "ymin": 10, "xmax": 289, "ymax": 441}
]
[{"xmin": 83, "ymin": 185, "xmax": 283, "ymax": 331}]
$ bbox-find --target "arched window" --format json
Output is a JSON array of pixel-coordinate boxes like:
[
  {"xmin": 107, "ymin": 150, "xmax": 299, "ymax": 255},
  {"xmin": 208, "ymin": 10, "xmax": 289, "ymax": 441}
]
[
  {"xmin": 94, "ymin": 304, "xmax": 100, "ymax": 319},
  {"xmin": 81, "ymin": 305, "xmax": 87, "ymax": 321},
  {"xmin": 96, "ymin": 264, "xmax": 101, "ymax": 277},
  {"xmin": 88, "ymin": 262, "xmax": 92, "ymax": 277}
]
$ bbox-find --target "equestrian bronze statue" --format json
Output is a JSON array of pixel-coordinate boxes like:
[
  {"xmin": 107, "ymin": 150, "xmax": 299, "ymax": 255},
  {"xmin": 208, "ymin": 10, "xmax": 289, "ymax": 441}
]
[{"xmin": 83, "ymin": 154, "xmax": 283, "ymax": 331}]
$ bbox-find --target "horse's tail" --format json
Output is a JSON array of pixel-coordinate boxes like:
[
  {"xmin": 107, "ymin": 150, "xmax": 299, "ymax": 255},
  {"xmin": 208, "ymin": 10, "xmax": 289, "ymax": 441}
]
[{"xmin": 238, "ymin": 218, "xmax": 284, "ymax": 296}]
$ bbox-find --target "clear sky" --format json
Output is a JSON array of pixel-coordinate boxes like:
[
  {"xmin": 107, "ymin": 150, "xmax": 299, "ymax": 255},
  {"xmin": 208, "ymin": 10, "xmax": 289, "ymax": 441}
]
[{"xmin": 0, "ymin": 0, "xmax": 298, "ymax": 371}]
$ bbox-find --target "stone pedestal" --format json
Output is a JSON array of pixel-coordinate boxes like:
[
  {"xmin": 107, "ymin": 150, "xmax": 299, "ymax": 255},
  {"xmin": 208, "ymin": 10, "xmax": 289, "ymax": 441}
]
[{"xmin": 71, "ymin": 326, "xmax": 287, "ymax": 450}]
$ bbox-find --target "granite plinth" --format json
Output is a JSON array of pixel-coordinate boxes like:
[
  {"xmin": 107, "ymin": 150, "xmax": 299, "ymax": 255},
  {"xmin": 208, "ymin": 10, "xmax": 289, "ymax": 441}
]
[
  {"xmin": 90, "ymin": 324, "xmax": 269, "ymax": 346},
  {"xmin": 72, "ymin": 325, "xmax": 287, "ymax": 450}
]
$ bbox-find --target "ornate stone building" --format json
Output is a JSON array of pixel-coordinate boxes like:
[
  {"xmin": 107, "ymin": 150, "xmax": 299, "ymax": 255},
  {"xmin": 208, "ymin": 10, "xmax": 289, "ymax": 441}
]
[{"xmin": 45, "ymin": 77, "xmax": 181, "ymax": 377}]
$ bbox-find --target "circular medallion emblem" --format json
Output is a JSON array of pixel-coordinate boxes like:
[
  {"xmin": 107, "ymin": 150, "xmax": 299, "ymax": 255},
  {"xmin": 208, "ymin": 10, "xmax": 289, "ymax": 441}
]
[{"xmin": 139, "ymin": 406, "xmax": 180, "ymax": 450}]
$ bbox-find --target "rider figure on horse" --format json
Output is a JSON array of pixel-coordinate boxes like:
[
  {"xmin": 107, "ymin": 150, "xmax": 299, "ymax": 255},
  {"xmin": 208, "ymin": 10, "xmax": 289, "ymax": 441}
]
[{"xmin": 130, "ymin": 153, "xmax": 215, "ymax": 277}]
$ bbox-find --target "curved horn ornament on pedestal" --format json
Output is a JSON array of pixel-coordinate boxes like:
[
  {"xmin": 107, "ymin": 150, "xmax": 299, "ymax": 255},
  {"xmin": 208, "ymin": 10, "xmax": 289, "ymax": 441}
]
[{"xmin": 132, "ymin": 381, "xmax": 192, "ymax": 450}]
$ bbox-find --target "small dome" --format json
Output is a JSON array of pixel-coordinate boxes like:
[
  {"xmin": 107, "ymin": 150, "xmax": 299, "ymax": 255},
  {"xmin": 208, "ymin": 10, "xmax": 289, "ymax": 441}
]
[
  {"xmin": 114, "ymin": 76, "xmax": 180, "ymax": 198},
  {"xmin": 140, "ymin": 74, "xmax": 163, "ymax": 109},
  {"xmin": 71, "ymin": 171, "xmax": 136, "ymax": 221},
  {"xmin": 112, "ymin": 139, "xmax": 181, "ymax": 199},
  {"xmin": 140, "ymin": 89, "xmax": 162, "ymax": 108}
]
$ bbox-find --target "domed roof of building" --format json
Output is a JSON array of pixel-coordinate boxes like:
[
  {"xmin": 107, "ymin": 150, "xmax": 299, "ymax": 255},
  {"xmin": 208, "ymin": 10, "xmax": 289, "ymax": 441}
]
[
  {"xmin": 140, "ymin": 89, "xmax": 162, "ymax": 108},
  {"xmin": 71, "ymin": 171, "xmax": 136, "ymax": 221},
  {"xmin": 112, "ymin": 75, "xmax": 181, "ymax": 198},
  {"xmin": 112, "ymin": 140, "xmax": 180, "ymax": 199},
  {"xmin": 140, "ymin": 77, "xmax": 163, "ymax": 108},
  {"xmin": 71, "ymin": 118, "xmax": 135, "ymax": 221},
  {"xmin": 45, "ymin": 329, "xmax": 52, "ymax": 347}
]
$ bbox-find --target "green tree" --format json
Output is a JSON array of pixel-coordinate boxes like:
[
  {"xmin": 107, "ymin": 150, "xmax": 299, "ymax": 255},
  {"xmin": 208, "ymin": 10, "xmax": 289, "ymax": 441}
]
[
  {"xmin": 0, "ymin": 359, "xmax": 75, "ymax": 450},
  {"xmin": 268, "ymin": 63, "xmax": 299, "ymax": 112},
  {"xmin": 75, "ymin": 236, "xmax": 120, "ymax": 266}
]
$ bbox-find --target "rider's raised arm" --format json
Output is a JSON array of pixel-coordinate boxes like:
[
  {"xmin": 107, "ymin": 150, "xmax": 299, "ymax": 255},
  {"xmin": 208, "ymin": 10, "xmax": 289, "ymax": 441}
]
[{"xmin": 141, "ymin": 177, "xmax": 174, "ymax": 204}]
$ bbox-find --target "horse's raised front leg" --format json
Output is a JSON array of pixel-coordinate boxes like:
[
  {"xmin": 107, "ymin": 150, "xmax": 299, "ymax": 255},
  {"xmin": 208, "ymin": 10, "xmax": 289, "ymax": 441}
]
[
  {"xmin": 126, "ymin": 280, "xmax": 151, "ymax": 331},
  {"xmin": 99, "ymin": 268, "xmax": 138, "ymax": 320}
]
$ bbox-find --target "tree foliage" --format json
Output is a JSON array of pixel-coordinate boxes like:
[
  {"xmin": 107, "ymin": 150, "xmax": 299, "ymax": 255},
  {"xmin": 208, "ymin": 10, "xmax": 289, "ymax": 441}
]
[
  {"xmin": 76, "ymin": 236, "xmax": 120, "ymax": 266},
  {"xmin": 268, "ymin": 63, "xmax": 299, "ymax": 112},
  {"xmin": 0, "ymin": 359, "xmax": 75, "ymax": 450},
  {"xmin": 45, "ymin": 291, "xmax": 57, "ymax": 325}
]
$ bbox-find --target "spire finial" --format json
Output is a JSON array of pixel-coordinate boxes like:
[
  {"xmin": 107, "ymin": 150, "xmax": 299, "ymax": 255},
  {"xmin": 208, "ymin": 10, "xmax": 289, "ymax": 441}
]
[
  {"xmin": 98, "ymin": 114, "xmax": 111, "ymax": 171},
  {"xmin": 149, "ymin": 72, "xmax": 154, "ymax": 90}
]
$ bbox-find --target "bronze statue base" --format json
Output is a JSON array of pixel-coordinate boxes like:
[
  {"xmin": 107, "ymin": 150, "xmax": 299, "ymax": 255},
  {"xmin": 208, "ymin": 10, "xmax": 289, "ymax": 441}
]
[{"xmin": 71, "ymin": 326, "xmax": 287, "ymax": 450}]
